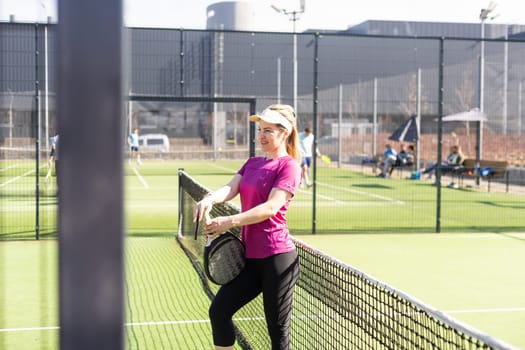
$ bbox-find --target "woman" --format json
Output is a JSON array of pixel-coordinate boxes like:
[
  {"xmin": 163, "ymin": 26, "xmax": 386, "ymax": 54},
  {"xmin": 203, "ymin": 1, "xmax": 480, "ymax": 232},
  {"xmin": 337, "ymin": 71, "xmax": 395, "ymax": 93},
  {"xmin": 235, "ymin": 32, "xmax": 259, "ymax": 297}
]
[{"xmin": 193, "ymin": 104, "xmax": 302, "ymax": 350}]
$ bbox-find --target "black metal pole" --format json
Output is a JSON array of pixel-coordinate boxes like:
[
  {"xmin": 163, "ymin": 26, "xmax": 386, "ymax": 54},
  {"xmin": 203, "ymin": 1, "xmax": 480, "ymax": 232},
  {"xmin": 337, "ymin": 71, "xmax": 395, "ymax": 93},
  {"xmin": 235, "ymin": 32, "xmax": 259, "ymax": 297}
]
[
  {"xmin": 249, "ymin": 100, "xmax": 256, "ymax": 157},
  {"xmin": 436, "ymin": 37, "xmax": 445, "ymax": 233},
  {"xmin": 179, "ymin": 29, "xmax": 185, "ymax": 96},
  {"xmin": 312, "ymin": 33, "xmax": 319, "ymax": 235},
  {"xmin": 58, "ymin": 0, "xmax": 124, "ymax": 348},
  {"xmin": 34, "ymin": 23, "xmax": 40, "ymax": 240}
]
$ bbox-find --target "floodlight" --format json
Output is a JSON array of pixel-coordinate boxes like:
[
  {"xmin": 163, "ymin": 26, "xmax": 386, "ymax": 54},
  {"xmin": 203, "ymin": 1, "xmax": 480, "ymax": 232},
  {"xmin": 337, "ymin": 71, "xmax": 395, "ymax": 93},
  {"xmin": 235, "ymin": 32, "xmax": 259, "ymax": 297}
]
[
  {"xmin": 270, "ymin": 0, "xmax": 306, "ymax": 114},
  {"xmin": 271, "ymin": 5, "xmax": 283, "ymax": 14}
]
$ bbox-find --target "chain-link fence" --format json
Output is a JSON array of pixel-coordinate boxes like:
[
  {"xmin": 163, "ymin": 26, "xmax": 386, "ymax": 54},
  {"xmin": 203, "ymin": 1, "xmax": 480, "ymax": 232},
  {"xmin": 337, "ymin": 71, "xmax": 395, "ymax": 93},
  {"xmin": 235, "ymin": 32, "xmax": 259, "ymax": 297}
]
[
  {"xmin": 1, "ymin": 23, "xmax": 57, "ymax": 239},
  {"xmin": 1, "ymin": 23, "xmax": 524, "ymax": 237}
]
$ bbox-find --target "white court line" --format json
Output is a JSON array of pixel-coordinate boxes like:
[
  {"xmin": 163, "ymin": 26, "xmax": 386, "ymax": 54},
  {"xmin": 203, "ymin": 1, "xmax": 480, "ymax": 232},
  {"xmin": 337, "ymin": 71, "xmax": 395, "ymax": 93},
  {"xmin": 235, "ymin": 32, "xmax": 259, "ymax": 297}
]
[
  {"xmin": 132, "ymin": 167, "xmax": 149, "ymax": 189},
  {"xmin": 125, "ymin": 319, "xmax": 209, "ymax": 327},
  {"xmin": 317, "ymin": 181, "xmax": 405, "ymax": 205},
  {"xmin": 127, "ymin": 204, "xmax": 178, "ymax": 208},
  {"xmin": 445, "ymin": 307, "xmax": 525, "ymax": 315},
  {"xmin": 0, "ymin": 326, "xmax": 60, "ymax": 333},
  {"xmin": 2, "ymin": 307, "xmax": 524, "ymax": 333},
  {"xmin": 0, "ymin": 164, "xmax": 19, "ymax": 172},
  {"xmin": 208, "ymin": 164, "xmax": 237, "ymax": 173},
  {"xmin": 210, "ymin": 163, "xmax": 391, "ymax": 206},
  {"xmin": 296, "ymin": 187, "xmax": 346, "ymax": 205},
  {"xmin": 0, "ymin": 165, "xmax": 47, "ymax": 188},
  {"xmin": 291, "ymin": 200, "xmax": 390, "ymax": 208},
  {"xmin": 208, "ymin": 164, "xmax": 346, "ymax": 205},
  {"xmin": 0, "ymin": 319, "xmax": 214, "ymax": 333}
]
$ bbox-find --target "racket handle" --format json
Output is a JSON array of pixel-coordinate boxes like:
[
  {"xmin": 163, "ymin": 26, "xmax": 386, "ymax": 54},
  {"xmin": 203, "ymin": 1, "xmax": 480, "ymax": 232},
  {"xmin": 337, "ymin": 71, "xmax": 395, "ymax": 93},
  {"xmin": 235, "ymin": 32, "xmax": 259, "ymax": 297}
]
[{"xmin": 194, "ymin": 220, "xmax": 199, "ymax": 240}]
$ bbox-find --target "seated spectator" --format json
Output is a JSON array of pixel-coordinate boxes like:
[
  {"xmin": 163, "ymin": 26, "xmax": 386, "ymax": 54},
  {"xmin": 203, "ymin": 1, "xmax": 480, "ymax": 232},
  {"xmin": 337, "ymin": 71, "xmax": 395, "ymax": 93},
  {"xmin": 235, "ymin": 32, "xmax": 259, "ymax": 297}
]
[
  {"xmin": 423, "ymin": 145, "xmax": 465, "ymax": 186},
  {"xmin": 387, "ymin": 144, "xmax": 415, "ymax": 176},
  {"xmin": 377, "ymin": 144, "xmax": 397, "ymax": 178},
  {"xmin": 387, "ymin": 144, "xmax": 416, "ymax": 176},
  {"xmin": 398, "ymin": 144, "xmax": 415, "ymax": 165}
]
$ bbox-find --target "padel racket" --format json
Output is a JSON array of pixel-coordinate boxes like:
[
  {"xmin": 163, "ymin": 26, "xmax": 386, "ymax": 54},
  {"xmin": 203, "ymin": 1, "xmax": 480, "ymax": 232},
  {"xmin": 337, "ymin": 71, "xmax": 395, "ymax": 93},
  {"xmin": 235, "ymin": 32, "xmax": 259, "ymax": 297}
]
[
  {"xmin": 321, "ymin": 155, "xmax": 331, "ymax": 164},
  {"xmin": 204, "ymin": 232, "xmax": 245, "ymax": 285}
]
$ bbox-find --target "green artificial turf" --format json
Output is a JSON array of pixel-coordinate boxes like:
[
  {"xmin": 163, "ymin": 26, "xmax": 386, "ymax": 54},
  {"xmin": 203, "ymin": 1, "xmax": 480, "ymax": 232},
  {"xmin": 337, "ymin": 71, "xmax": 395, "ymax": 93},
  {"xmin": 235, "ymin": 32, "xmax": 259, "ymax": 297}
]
[{"xmin": 1, "ymin": 160, "xmax": 524, "ymax": 349}]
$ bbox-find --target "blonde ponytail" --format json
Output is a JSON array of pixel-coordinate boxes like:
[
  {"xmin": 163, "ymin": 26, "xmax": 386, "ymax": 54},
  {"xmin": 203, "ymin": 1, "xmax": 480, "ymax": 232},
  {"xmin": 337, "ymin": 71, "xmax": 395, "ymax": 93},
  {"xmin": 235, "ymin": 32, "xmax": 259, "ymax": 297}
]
[{"xmin": 267, "ymin": 104, "xmax": 300, "ymax": 161}]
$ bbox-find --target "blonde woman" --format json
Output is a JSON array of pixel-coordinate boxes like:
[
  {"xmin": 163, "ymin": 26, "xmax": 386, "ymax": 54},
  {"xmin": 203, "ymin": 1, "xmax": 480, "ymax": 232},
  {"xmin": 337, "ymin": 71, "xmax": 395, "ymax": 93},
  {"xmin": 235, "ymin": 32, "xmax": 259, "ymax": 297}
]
[{"xmin": 194, "ymin": 104, "xmax": 301, "ymax": 350}]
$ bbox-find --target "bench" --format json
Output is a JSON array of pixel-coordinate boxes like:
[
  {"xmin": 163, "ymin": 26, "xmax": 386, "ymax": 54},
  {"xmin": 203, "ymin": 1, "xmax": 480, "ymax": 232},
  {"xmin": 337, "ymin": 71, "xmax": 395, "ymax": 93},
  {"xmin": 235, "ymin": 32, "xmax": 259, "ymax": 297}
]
[
  {"xmin": 361, "ymin": 153, "xmax": 382, "ymax": 174},
  {"xmin": 361, "ymin": 153, "xmax": 415, "ymax": 177},
  {"xmin": 458, "ymin": 158, "xmax": 510, "ymax": 192},
  {"xmin": 438, "ymin": 160, "xmax": 467, "ymax": 182}
]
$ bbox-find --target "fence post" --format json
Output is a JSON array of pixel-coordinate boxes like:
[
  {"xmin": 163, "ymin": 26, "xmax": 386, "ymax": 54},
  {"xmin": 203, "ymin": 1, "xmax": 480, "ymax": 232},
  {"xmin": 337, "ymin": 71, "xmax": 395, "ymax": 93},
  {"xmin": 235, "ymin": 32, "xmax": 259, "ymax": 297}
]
[
  {"xmin": 312, "ymin": 32, "xmax": 319, "ymax": 235},
  {"xmin": 435, "ymin": 37, "xmax": 445, "ymax": 234},
  {"xmin": 57, "ymin": 0, "xmax": 124, "ymax": 348},
  {"xmin": 34, "ymin": 23, "xmax": 41, "ymax": 240}
]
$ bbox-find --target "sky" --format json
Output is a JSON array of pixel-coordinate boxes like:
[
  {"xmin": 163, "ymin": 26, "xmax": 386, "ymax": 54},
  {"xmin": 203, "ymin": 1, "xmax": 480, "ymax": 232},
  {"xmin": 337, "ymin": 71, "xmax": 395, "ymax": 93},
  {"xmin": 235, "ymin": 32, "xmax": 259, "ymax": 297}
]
[{"xmin": 1, "ymin": 0, "xmax": 524, "ymax": 32}]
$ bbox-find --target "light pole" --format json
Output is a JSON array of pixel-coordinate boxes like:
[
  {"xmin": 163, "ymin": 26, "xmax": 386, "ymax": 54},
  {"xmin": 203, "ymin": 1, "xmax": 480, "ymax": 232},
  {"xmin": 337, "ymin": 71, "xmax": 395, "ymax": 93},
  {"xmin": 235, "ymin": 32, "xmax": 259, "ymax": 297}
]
[
  {"xmin": 479, "ymin": 4, "xmax": 497, "ymax": 114},
  {"xmin": 271, "ymin": 1, "xmax": 305, "ymax": 113},
  {"xmin": 477, "ymin": 2, "xmax": 496, "ymax": 184}
]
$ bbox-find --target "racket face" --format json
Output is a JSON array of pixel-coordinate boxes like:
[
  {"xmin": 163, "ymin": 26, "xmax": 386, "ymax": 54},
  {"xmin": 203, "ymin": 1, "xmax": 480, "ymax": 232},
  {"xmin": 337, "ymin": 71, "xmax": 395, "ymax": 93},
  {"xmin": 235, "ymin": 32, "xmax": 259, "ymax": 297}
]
[{"xmin": 204, "ymin": 233, "xmax": 245, "ymax": 285}]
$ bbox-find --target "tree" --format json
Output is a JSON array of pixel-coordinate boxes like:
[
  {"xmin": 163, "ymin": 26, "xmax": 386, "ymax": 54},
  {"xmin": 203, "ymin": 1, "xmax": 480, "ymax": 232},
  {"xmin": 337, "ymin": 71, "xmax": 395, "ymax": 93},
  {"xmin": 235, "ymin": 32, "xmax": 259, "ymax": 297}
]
[
  {"xmin": 398, "ymin": 72, "xmax": 430, "ymax": 117},
  {"xmin": 452, "ymin": 67, "xmax": 476, "ymax": 156}
]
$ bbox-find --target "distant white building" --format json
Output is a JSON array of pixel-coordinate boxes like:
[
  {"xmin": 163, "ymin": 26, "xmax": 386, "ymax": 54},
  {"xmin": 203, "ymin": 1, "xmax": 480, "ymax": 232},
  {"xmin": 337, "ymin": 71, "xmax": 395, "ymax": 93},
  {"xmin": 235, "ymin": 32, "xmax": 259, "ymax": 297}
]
[
  {"xmin": 0, "ymin": 0, "xmax": 56, "ymax": 23},
  {"xmin": 206, "ymin": 1, "xmax": 257, "ymax": 31}
]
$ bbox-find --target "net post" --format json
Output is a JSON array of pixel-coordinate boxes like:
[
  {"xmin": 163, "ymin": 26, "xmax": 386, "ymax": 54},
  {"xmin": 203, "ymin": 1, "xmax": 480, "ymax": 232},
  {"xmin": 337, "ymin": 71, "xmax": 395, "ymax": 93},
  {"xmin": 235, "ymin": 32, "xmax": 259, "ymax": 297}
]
[{"xmin": 178, "ymin": 168, "xmax": 185, "ymax": 237}]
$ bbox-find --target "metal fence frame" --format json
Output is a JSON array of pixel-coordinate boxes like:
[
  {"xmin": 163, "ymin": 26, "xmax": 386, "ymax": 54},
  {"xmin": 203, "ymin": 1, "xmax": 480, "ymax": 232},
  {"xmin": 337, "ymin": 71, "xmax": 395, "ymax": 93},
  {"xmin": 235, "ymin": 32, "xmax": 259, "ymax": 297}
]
[{"xmin": 1, "ymin": 23, "xmax": 525, "ymax": 237}]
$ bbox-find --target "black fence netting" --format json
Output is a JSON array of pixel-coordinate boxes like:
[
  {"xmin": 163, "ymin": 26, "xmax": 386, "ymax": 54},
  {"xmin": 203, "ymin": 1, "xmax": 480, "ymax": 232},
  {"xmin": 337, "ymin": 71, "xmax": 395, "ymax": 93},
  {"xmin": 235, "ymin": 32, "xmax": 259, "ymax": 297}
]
[
  {"xmin": 1, "ymin": 23, "xmax": 525, "ymax": 238},
  {"xmin": 177, "ymin": 169, "xmax": 515, "ymax": 350}
]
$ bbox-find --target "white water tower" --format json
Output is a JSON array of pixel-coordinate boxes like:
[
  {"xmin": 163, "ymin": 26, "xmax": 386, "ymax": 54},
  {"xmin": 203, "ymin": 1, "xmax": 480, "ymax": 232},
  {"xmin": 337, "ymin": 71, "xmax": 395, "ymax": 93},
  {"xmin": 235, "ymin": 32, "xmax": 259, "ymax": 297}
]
[{"xmin": 206, "ymin": 1, "xmax": 257, "ymax": 31}]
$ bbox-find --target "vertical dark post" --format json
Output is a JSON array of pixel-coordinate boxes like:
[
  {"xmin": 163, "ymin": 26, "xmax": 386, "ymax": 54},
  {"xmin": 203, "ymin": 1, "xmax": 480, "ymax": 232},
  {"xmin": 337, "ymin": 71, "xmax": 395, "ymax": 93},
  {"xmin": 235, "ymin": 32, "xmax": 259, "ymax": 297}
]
[
  {"xmin": 475, "ymin": 121, "xmax": 482, "ymax": 186},
  {"xmin": 57, "ymin": 0, "xmax": 124, "ymax": 349},
  {"xmin": 179, "ymin": 29, "xmax": 185, "ymax": 97},
  {"xmin": 178, "ymin": 168, "xmax": 184, "ymax": 234},
  {"xmin": 249, "ymin": 99, "xmax": 256, "ymax": 157},
  {"xmin": 435, "ymin": 37, "xmax": 445, "ymax": 233},
  {"xmin": 34, "ymin": 23, "xmax": 41, "ymax": 240},
  {"xmin": 312, "ymin": 33, "xmax": 319, "ymax": 235}
]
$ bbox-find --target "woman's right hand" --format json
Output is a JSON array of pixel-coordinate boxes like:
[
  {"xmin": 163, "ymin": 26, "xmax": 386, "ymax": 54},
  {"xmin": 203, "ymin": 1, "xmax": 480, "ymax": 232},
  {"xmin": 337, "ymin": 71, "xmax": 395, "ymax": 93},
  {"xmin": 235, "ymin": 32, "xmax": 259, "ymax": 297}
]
[{"xmin": 193, "ymin": 195, "xmax": 213, "ymax": 224}]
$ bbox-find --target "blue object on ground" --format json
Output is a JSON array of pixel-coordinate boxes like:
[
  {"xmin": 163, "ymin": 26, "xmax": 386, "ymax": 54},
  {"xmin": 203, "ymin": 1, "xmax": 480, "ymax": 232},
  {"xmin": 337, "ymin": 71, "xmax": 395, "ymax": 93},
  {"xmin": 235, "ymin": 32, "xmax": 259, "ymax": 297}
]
[{"xmin": 410, "ymin": 170, "xmax": 421, "ymax": 180}]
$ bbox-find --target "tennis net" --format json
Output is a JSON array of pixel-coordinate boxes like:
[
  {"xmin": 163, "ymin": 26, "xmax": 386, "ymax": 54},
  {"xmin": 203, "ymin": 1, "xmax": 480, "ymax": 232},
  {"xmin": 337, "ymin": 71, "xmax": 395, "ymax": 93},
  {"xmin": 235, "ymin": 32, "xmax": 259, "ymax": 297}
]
[{"xmin": 177, "ymin": 169, "xmax": 516, "ymax": 350}]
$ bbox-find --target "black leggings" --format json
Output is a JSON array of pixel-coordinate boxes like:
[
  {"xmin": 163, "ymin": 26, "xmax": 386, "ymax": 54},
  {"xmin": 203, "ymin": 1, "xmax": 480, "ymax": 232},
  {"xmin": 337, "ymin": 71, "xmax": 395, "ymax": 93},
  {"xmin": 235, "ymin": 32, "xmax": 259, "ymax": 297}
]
[{"xmin": 209, "ymin": 250, "xmax": 300, "ymax": 349}]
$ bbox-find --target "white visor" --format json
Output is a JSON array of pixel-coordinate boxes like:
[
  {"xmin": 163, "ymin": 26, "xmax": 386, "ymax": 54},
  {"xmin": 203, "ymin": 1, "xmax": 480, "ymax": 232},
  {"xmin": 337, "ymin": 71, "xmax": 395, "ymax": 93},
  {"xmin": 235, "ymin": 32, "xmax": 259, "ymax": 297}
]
[{"xmin": 249, "ymin": 108, "xmax": 292, "ymax": 133}]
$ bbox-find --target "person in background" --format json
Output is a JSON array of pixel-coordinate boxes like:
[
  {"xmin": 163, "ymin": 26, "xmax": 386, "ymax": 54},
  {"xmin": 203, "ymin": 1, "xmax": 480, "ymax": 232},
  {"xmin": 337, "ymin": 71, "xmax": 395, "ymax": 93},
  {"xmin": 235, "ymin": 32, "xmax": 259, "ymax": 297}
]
[
  {"xmin": 298, "ymin": 127, "xmax": 320, "ymax": 188},
  {"xmin": 398, "ymin": 144, "xmax": 415, "ymax": 165},
  {"xmin": 127, "ymin": 127, "xmax": 142, "ymax": 165},
  {"xmin": 423, "ymin": 144, "xmax": 465, "ymax": 186},
  {"xmin": 193, "ymin": 104, "xmax": 301, "ymax": 350},
  {"xmin": 386, "ymin": 144, "xmax": 416, "ymax": 177},
  {"xmin": 46, "ymin": 133, "xmax": 57, "ymax": 180},
  {"xmin": 46, "ymin": 134, "xmax": 59, "ymax": 185},
  {"xmin": 378, "ymin": 144, "xmax": 398, "ymax": 178}
]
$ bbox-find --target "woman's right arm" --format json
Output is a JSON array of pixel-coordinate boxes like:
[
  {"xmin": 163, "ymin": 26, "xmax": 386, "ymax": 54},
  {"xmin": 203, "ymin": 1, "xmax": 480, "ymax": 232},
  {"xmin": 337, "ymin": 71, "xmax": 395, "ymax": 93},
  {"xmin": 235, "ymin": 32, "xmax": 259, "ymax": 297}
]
[{"xmin": 193, "ymin": 174, "xmax": 242, "ymax": 222}]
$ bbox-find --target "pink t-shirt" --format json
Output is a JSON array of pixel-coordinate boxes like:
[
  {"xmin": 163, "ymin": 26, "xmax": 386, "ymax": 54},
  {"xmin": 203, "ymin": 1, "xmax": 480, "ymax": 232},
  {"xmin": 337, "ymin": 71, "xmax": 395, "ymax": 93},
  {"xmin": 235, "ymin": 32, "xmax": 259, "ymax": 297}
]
[{"xmin": 238, "ymin": 156, "xmax": 301, "ymax": 258}]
